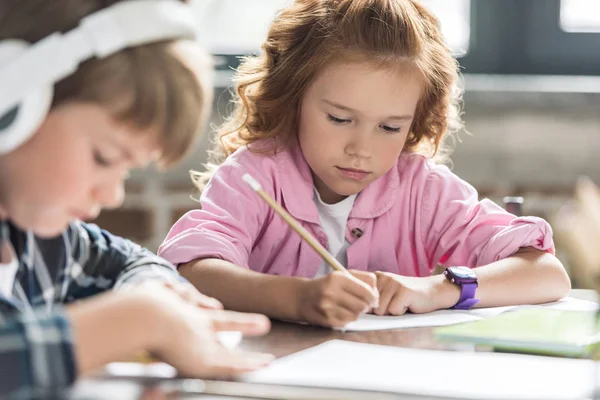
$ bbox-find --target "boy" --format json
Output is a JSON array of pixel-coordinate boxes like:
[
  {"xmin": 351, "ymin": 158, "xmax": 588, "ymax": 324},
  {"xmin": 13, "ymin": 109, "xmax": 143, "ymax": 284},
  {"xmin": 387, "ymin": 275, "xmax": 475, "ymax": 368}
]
[{"xmin": 0, "ymin": 1, "xmax": 271, "ymax": 398}]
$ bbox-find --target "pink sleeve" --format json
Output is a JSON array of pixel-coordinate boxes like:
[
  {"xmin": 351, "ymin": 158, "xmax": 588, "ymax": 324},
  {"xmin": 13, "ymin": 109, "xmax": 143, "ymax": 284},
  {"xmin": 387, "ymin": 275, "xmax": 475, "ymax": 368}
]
[
  {"xmin": 157, "ymin": 156, "xmax": 271, "ymax": 268},
  {"xmin": 418, "ymin": 164, "xmax": 555, "ymax": 269}
]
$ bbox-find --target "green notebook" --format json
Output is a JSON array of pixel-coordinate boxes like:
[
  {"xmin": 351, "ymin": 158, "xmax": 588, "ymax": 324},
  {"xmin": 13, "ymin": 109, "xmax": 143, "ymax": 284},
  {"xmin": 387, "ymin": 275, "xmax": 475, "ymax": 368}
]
[{"xmin": 435, "ymin": 308, "xmax": 600, "ymax": 358}]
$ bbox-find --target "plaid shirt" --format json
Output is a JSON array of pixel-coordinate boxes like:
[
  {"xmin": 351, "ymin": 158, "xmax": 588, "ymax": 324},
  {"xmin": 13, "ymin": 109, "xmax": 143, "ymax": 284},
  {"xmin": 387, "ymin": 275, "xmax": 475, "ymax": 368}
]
[{"xmin": 0, "ymin": 220, "xmax": 179, "ymax": 399}]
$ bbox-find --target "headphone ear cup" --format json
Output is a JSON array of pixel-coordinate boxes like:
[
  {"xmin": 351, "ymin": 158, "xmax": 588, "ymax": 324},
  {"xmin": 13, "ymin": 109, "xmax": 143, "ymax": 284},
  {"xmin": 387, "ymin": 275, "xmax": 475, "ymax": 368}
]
[{"xmin": 0, "ymin": 40, "xmax": 53, "ymax": 155}]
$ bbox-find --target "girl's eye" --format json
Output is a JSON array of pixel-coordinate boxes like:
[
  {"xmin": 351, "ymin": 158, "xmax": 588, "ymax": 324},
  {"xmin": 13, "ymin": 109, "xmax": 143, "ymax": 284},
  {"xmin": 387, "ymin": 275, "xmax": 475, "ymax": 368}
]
[
  {"xmin": 381, "ymin": 125, "xmax": 401, "ymax": 133},
  {"xmin": 327, "ymin": 114, "xmax": 351, "ymax": 124}
]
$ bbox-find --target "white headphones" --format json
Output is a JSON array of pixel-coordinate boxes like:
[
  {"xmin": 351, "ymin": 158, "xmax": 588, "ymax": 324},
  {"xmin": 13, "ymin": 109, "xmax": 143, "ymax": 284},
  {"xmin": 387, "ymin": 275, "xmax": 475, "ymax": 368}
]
[{"xmin": 0, "ymin": 0, "xmax": 198, "ymax": 154}]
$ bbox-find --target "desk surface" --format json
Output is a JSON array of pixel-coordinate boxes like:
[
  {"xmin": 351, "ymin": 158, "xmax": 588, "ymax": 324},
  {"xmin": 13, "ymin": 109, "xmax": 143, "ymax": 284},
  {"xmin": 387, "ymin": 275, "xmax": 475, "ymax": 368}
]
[
  {"xmin": 240, "ymin": 320, "xmax": 445, "ymax": 359},
  {"xmin": 239, "ymin": 287, "xmax": 597, "ymax": 357},
  {"xmin": 69, "ymin": 289, "xmax": 597, "ymax": 400},
  {"xmin": 73, "ymin": 322, "xmax": 450, "ymax": 400}
]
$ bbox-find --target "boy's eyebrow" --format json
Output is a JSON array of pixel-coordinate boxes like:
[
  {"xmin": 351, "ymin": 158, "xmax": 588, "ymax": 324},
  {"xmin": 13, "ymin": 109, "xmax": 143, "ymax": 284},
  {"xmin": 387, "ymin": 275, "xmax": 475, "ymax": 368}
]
[{"xmin": 321, "ymin": 99, "xmax": 414, "ymax": 121}]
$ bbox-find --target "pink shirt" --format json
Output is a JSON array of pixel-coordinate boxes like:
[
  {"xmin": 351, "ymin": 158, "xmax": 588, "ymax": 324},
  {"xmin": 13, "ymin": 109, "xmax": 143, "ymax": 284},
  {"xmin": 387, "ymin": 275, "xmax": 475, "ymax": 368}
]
[{"xmin": 158, "ymin": 142, "xmax": 554, "ymax": 278}]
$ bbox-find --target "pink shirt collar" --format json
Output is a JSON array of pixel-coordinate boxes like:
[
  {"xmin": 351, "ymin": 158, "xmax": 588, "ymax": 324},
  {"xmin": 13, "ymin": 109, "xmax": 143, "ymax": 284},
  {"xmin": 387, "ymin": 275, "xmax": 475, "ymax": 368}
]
[{"xmin": 274, "ymin": 141, "xmax": 402, "ymax": 223}]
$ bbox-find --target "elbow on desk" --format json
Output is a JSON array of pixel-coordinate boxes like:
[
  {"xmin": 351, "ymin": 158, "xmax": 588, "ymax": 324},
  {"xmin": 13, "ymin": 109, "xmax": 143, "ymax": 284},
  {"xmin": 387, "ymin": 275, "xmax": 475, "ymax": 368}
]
[{"xmin": 547, "ymin": 255, "xmax": 572, "ymax": 301}]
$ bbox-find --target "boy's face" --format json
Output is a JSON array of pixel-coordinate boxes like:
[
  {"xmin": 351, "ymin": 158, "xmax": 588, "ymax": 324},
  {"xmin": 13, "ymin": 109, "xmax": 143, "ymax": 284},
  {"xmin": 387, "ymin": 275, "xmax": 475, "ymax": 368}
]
[
  {"xmin": 298, "ymin": 60, "xmax": 422, "ymax": 204},
  {"xmin": 0, "ymin": 103, "xmax": 159, "ymax": 237}
]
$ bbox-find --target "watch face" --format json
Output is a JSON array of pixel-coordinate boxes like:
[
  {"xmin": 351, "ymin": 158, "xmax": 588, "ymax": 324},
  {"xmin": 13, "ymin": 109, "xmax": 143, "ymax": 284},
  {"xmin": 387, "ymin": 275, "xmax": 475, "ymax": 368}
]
[{"xmin": 449, "ymin": 266, "xmax": 477, "ymax": 281}]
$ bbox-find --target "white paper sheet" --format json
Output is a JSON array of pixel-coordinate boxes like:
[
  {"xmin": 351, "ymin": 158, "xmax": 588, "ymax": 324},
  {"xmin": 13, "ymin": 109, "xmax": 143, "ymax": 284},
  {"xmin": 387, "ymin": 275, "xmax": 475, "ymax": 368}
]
[
  {"xmin": 338, "ymin": 310, "xmax": 482, "ymax": 331},
  {"xmin": 338, "ymin": 297, "xmax": 598, "ymax": 332},
  {"xmin": 242, "ymin": 339, "xmax": 597, "ymax": 400}
]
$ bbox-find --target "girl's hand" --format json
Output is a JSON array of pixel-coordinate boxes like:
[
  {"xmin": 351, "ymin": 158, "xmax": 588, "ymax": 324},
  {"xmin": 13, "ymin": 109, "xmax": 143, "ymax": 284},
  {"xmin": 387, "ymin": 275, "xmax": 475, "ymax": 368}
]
[
  {"xmin": 297, "ymin": 270, "xmax": 378, "ymax": 328},
  {"xmin": 373, "ymin": 272, "xmax": 460, "ymax": 315}
]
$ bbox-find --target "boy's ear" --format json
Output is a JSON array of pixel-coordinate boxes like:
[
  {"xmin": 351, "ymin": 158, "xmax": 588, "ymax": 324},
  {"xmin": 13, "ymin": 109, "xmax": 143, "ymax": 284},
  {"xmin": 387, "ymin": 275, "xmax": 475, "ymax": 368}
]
[{"xmin": 0, "ymin": 40, "xmax": 53, "ymax": 155}]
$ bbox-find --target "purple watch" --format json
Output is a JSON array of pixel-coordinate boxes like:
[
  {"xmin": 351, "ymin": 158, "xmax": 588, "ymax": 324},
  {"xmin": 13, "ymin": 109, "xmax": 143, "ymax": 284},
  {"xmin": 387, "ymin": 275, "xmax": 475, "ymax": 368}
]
[{"xmin": 443, "ymin": 266, "xmax": 480, "ymax": 310}]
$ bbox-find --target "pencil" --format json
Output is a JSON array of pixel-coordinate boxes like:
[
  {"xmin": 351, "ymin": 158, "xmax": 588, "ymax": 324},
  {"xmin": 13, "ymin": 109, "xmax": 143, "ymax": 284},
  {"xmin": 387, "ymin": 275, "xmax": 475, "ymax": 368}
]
[{"xmin": 242, "ymin": 173, "xmax": 348, "ymax": 274}]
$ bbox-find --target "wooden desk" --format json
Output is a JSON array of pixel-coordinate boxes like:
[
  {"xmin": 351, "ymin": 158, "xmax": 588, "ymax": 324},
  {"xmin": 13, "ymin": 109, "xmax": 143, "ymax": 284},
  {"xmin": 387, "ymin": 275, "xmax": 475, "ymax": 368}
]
[
  {"xmin": 240, "ymin": 288, "xmax": 597, "ymax": 358},
  {"xmin": 68, "ymin": 289, "xmax": 597, "ymax": 400},
  {"xmin": 240, "ymin": 320, "xmax": 447, "ymax": 359},
  {"xmin": 67, "ymin": 322, "xmax": 471, "ymax": 400}
]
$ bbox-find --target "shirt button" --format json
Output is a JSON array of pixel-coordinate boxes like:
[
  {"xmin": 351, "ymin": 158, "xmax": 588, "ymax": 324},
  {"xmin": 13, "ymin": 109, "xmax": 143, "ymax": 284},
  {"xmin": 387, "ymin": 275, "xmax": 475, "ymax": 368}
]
[{"xmin": 351, "ymin": 228, "xmax": 364, "ymax": 238}]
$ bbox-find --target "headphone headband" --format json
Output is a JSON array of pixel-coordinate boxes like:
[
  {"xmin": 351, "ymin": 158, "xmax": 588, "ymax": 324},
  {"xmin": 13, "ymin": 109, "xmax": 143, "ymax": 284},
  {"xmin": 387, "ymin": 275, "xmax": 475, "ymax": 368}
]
[
  {"xmin": 0, "ymin": 0, "xmax": 197, "ymax": 115},
  {"xmin": 0, "ymin": 0, "xmax": 198, "ymax": 154}
]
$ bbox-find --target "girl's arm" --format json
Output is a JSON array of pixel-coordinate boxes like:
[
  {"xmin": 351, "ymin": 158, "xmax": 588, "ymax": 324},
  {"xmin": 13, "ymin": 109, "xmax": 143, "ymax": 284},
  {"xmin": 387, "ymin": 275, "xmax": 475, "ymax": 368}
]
[
  {"xmin": 180, "ymin": 258, "xmax": 379, "ymax": 327},
  {"xmin": 179, "ymin": 258, "xmax": 306, "ymax": 320},
  {"xmin": 418, "ymin": 163, "xmax": 570, "ymax": 306},
  {"xmin": 373, "ymin": 160, "xmax": 571, "ymax": 316},
  {"xmin": 432, "ymin": 247, "xmax": 570, "ymax": 309}
]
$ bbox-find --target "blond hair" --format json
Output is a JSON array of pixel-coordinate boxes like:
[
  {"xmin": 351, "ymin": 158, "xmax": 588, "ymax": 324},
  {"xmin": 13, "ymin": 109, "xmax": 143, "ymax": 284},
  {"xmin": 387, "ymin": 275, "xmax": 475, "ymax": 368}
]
[
  {"xmin": 0, "ymin": 0, "xmax": 212, "ymax": 168},
  {"xmin": 193, "ymin": 0, "xmax": 463, "ymax": 191}
]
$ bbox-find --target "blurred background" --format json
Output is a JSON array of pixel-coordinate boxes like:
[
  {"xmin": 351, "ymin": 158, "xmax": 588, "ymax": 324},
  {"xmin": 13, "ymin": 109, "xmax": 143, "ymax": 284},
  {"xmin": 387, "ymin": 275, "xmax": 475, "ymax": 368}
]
[{"xmin": 93, "ymin": 0, "xmax": 600, "ymax": 288}]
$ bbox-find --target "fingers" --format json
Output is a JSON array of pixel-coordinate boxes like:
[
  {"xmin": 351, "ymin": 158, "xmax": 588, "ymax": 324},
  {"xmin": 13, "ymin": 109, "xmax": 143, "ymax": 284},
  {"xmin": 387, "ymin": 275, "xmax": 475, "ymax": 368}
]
[
  {"xmin": 164, "ymin": 281, "xmax": 223, "ymax": 310},
  {"xmin": 312, "ymin": 297, "xmax": 364, "ymax": 328},
  {"xmin": 209, "ymin": 310, "xmax": 271, "ymax": 336},
  {"xmin": 374, "ymin": 282, "xmax": 395, "ymax": 315},
  {"xmin": 309, "ymin": 272, "xmax": 378, "ymax": 327},
  {"xmin": 334, "ymin": 291, "xmax": 373, "ymax": 314},
  {"xmin": 374, "ymin": 272, "xmax": 410, "ymax": 316},
  {"xmin": 326, "ymin": 308, "xmax": 361, "ymax": 328},
  {"xmin": 349, "ymin": 270, "xmax": 377, "ymax": 289},
  {"xmin": 204, "ymin": 354, "xmax": 274, "ymax": 378},
  {"xmin": 191, "ymin": 292, "xmax": 223, "ymax": 310},
  {"xmin": 385, "ymin": 291, "xmax": 409, "ymax": 316},
  {"xmin": 339, "ymin": 272, "xmax": 379, "ymax": 308},
  {"xmin": 138, "ymin": 388, "xmax": 168, "ymax": 400},
  {"xmin": 186, "ymin": 349, "xmax": 275, "ymax": 379}
]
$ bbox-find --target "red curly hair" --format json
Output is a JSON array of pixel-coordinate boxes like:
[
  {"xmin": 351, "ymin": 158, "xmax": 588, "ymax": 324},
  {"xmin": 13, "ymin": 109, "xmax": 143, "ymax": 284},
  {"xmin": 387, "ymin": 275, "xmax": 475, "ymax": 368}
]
[{"xmin": 194, "ymin": 0, "xmax": 463, "ymax": 189}]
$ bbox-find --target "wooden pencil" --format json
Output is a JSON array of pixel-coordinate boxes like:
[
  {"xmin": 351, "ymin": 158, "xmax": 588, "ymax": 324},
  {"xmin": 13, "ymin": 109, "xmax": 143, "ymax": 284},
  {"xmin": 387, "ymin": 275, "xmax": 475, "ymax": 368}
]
[{"xmin": 242, "ymin": 173, "xmax": 348, "ymax": 274}]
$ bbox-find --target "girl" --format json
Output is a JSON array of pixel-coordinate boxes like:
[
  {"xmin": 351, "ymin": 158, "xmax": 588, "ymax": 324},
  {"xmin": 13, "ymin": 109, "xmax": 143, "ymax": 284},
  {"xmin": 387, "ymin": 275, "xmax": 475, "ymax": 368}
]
[
  {"xmin": 0, "ymin": 0, "xmax": 271, "ymax": 397},
  {"xmin": 159, "ymin": 0, "xmax": 571, "ymax": 328}
]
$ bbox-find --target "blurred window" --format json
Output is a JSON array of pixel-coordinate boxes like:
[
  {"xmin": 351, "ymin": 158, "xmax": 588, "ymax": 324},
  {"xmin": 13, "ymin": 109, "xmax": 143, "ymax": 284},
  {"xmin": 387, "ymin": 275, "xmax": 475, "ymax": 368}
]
[{"xmin": 192, "ymin": 0, "xmax": 600, "ymax": 78}]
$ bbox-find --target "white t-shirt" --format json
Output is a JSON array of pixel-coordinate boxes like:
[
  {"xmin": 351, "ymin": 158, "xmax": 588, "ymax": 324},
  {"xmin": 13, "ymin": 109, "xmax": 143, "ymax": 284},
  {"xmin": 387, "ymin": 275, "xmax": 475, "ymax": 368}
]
[{"xmin": 313, "ymin": 189, "xmax": 357, "ymax": 278}]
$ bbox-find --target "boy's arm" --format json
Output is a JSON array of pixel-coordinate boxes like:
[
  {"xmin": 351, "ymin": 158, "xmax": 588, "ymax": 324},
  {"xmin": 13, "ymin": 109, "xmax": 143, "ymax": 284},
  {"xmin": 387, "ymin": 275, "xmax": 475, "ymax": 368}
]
[
  {"xmin": 0, "ymin": 298, "xmax": 160, "ymax": 399},
  {"xmin": 66, "ymin": 221, "xmax": 180, "ymax": 298},
  {"xmin": 0, "ymin": 307, "xmax": 77, "ymax": 398},
  {"xmin": 0, "ymin": 293, "xmax": 161, "ymax": 398},
  {"xmin": 0, "ymin": 281, "xmax": 273, "ymax": 399},
  {"xmin": 0, "ymin": 290, "xmax": 178, "ymax": 398}
]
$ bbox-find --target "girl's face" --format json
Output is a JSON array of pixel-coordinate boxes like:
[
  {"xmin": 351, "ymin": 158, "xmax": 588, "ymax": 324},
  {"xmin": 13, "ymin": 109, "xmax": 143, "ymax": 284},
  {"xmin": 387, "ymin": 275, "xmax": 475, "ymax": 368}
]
[
  {"xmin": 298, "ymin": 61, "xmax": 423, "ymax": 204},
  {"xmin": 0, "ymin": 103, "xmax": 159, "ymax": 237}
]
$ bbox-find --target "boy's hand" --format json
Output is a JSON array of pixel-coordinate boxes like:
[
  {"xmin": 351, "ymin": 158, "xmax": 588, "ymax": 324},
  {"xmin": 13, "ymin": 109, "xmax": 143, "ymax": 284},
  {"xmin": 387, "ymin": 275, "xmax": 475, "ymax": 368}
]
[
  {"xmin": 297, "ymin": 270, "xmax": 378, "ymax": 328},
  {"xmin": 133, "ymin": 282, "xmax": 273, "ymax": 378},
  {"xmin": 123, "ymin": 279, "xmax": 223, "ymax": 310}
]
